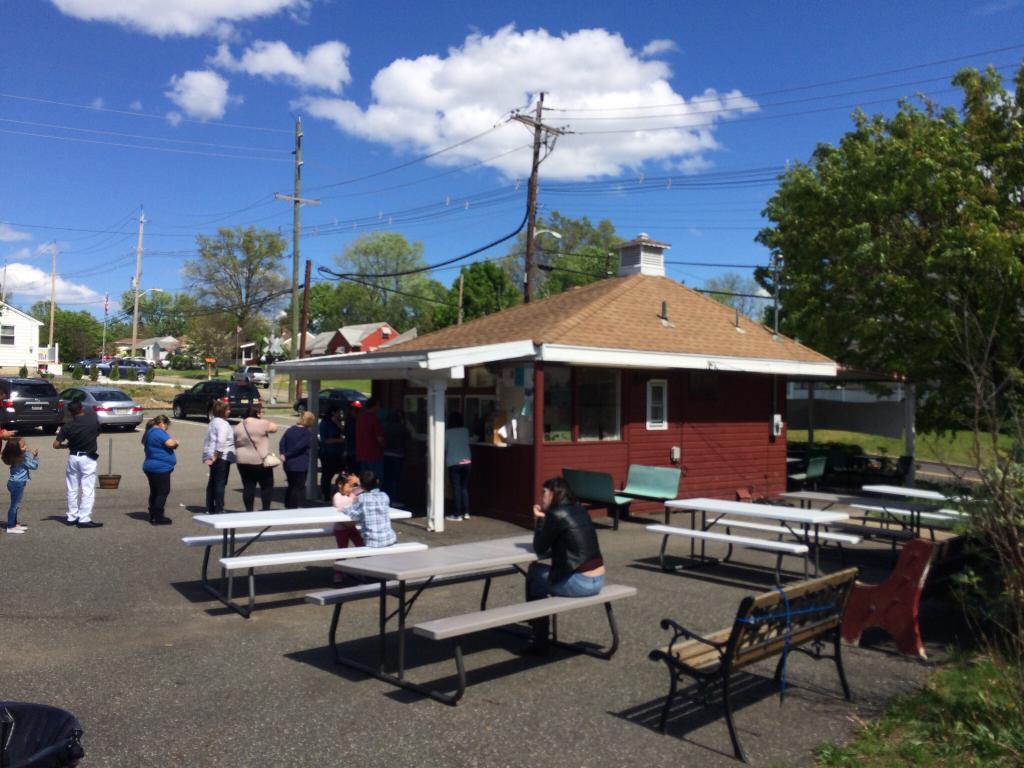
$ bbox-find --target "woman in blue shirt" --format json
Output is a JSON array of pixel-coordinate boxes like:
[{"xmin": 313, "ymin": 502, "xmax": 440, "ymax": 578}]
[
  {"xmin": 279, "ymin": 411, "xmax": 315, "ymax": 508},
  {"xmin": 142, "ymin": 415, "xmax": 178, "ymax": 525}
]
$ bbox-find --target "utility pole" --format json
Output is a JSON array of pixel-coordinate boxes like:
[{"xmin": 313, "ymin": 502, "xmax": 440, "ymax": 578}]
[
  {"xmin": 275, "ymin": 118, "xmax": 320, "ymax": 404},
  {"xmin": 130, "ymin": 209, "xmax": 146, "ymax": 358},
  {"xmin": 297, "ymin": 259, "xmax": 311, "ymax": 401},
  {"xmin": 513, "ymin": 93, "xmax": 564, "ymax": 303},
  {"xmin": 48, "ymin": 243, "xmax": 57, "ymax": 349},
  {"xmin": 457, "ymin": 272, "xmax": 464, "ymax": 324}
]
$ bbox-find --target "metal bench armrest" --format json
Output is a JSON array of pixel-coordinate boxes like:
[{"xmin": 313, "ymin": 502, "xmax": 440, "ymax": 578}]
[{"xmin": 659, "ymin": 617, "xmax": 726, "ymax": 649}]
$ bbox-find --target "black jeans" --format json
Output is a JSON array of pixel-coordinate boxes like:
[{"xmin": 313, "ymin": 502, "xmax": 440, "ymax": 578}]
[
  {"xmin": 320, "ymin": 452, "xmax": 343, "ymax": 502},
  {"xmin": 449, "ymin": 463, "xmax": 471, "ymax": 517},
  {"xmin": 205, "ymin": 458, "xmax": 230, "ymax": 514},
  {"xmin": 284, "ymin": 469, "xmax": 307, "ymax": 509},
  {"xmin": 237, "ymin": 463, "xmax": 274, "ymax": 511},
  {"xmin": 144, "ymin": 470, "xmax": 172, "ymax": 520}
]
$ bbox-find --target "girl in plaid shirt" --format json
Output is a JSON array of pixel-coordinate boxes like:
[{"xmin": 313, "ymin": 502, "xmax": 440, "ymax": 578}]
[{"xmin": 346, "ymin": 470, "xmax": 396, "ymax": 548}]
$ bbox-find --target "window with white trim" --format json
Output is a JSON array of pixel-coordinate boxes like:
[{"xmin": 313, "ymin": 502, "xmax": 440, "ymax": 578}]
[
  {"xmin": 0, "ymin": 325, "xmax": 14, "ymax": 346},
  {"xmin": 646, "ymin": 378, "xmax": 668, "ymax": 430}
]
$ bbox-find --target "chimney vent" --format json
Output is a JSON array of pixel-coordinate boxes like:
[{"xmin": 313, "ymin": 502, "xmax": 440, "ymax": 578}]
[
  {"xmin": 660, "ymin": 301, "xmax": 668, "ymax": 321},
  {"xmin": 616, "ymin": 233, "xmax": 670, "ymax": 277}
]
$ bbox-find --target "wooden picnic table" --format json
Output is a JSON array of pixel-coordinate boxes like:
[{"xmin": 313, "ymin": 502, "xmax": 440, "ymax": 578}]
[{"xmin": 662, "ymin": 498, "xmax": 849, "ymax": 576}]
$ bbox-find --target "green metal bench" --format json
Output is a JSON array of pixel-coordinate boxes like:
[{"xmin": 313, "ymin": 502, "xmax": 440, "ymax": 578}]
[
  {"xmin": 563, "ymin": 468, "xmax": 633, "ymax": 530},
  {"xmin": 788, "ymin": 455, "xmax": 826, "ymax": 491},
  {"xmin": 620, "ymin": 464, "xmax": 682, "ymax": 505}
]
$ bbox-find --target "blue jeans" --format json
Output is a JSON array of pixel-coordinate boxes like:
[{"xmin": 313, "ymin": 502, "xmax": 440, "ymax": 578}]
[
  {"xmin": 6, "ymin": 480, "xmax": 26, "ymax": 529},
  {"xmin": 449, "ymin": 463, "xmax": 471, "ymax": 518},
  {"xmin": 526, "ymin": 562, "xmax": 605, "ymax": 600}
]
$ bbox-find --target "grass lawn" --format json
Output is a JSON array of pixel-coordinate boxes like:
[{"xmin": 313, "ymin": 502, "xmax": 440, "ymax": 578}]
[
  {"xmin": 787, "ymin": 429, "xmax": 1011, "ymax": 467},
  {"xmin": 815, "ymin": 656, "xmax": 1024, "ymax": 767}
]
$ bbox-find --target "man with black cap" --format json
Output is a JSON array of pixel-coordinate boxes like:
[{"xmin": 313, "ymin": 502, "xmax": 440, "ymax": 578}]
[{"xmin": 53, "ymin": 399, "xmax": 102, "ymax": 528}]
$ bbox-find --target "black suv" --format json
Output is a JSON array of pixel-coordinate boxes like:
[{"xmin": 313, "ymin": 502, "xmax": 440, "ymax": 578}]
[
  {"xmin": 0, "ymin": 377, "xmax": 64, "ymax": 434},
  {"xmin": 171, "ymin": 379, "xmax": 260, "ymax": 421}
]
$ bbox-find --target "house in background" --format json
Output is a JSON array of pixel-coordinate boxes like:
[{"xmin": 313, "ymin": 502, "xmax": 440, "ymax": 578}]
[
  {"xmin": 113, "ymin": 335, "xmax": 180, "ymax": 364},
  {"xmin": 304, "ymin": 322, "xmax": 401, "ymax": 357},
  {"xmin": 0, "ymin": 302, "xmax": 49, "ymax": 373},
  {"xmin": 275, "ymin": 234, "xmax": 838, "ymax": 531}
]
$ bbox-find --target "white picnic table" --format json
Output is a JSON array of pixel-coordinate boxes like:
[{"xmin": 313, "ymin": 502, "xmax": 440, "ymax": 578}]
[
  {"xmin": 857, "ymin": 485, "xmax": 957, "ymax": 536},
  {"xmin": 323, "ymin": 535, "xmax": 537, "ymax": 702},
  {"xmin": 663, "ymin": 497, "xmax": 848, "ymax": 576},
  {"xmin": 189, "ymin": 506, "xmax": 412, "ymax": 614},
  {"xmin": 780, "ymin": 490, "xmax": 879, "ymax": 510}
]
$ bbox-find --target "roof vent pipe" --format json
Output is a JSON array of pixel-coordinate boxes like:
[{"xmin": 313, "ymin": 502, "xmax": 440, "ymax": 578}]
[{"xmin": 660, "ymin": 301, "xmax": 668, "ymax": 321}]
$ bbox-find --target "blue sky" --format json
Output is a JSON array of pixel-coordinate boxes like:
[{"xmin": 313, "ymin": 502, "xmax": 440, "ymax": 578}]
[{"xmin": 1, "ymin": 0, "xmax": 1022, "ymax": 323}]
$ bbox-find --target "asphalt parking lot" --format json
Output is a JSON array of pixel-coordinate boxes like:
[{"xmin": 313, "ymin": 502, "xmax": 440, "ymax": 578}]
[{"xmin": 0, "ymin": 414, "xmax": 958, "ymax": 767}]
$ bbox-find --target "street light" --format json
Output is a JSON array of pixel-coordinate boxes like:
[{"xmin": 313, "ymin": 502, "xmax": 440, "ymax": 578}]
[
  {"xmin": 526, "ymin": 229, "xmax": 561, "ymax": 300},
  {"xmin": 130, "ymin": 287, "xmax": 163, "ymax": 360}
]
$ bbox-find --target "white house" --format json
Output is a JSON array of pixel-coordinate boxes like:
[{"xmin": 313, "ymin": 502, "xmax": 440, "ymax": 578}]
[{"xmin": 0, "ymin": 302, "xmax": 46, "ymax": 372}]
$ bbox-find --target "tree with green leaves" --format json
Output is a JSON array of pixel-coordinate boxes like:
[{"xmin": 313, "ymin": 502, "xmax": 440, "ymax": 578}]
[
  {"xmin": 435, "ymin": 261, "xmax": 520, "ymax": 328},
  {"xmin": 332, "ymin": 232, "xmax": 448, "ymax": 332},
  {"xmin": 756, "ymin": 64, "xmax": 1024, "ymax": 432},
  {"xmin": 703, "ymin": 272, "xmax": 770, "ymax": 321},
  {"xmin": 183, "ymin": 226, "xmax": 288, "ymax": 338},
  {"xmin": 119, "ymin": 290, "xmax": 198, "ymax": 338},
  {"xmin": 502, "ymin": 211, "xmax": 621, "ymax": 297},
  {"xmin": 29, "ymin": 302, "xmax": 103, "ymax": 362}
]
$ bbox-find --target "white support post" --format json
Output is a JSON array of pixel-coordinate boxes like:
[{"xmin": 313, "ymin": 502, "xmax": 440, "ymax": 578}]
[
  {"xmin": 306, "ymin": 378, "xmax": 320, "ymax": 500},
  {"xmin": 903, "ymin": 382, "xmax": 916, "ymax": 486},
  {"xmin": 807, "ymin": 381, "xmax": 815, "ymax": 448},
  {"xmin": 426, "ymin": 378, "xmax": 447, "ymax": 533}
]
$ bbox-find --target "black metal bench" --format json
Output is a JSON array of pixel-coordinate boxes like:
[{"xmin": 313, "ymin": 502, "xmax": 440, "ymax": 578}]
[{"xmin": 648, "ymin": 567, "xmax": 858, "ymax": 762}]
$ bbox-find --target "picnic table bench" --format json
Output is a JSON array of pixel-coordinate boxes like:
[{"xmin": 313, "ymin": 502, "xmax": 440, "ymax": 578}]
[{"xmin": 649, "ymin": 567, "xmax": 858, "ymax": 763}]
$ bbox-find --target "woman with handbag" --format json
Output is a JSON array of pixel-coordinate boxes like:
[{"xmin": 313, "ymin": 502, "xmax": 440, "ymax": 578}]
[{"xmin": 232, "ymin": 403, "xmax": 279, "ymax": 511}]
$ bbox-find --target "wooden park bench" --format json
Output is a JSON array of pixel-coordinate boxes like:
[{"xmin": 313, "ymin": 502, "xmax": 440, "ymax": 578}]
[
  {"xmin": 649, "ymin": 567, "xmax": 858, "ymax": 762},
  {"xmin": 412, "ymin": 584, "xmax": 637, "ymax": 704}
]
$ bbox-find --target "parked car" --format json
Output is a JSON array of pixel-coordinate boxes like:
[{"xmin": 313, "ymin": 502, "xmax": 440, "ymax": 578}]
[
  {"xmin": 172, "ymin": 379, "xmax": 261, "ymax": 421},
  {"xmin": 292, "ymin": 387, "xmax": 368, "ymax": 414},
  {"xmin": 0, "ymin": 377, "xmax": 64, "ymax": 434},
  {"xmin": 59, "ymin": 386, "xmax": 144, "ymax": 431},
  {"xmin": 97, "ymin": 359, "xmax": 151, "ymax": 380},
  {"xmin": 232, "ymin": 365, "xmax": 269, "ymax": 388}
]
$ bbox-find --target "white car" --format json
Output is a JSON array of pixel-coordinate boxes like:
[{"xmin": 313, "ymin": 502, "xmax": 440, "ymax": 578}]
[{"xmin": 232, "ymin": 366, "xmax": 269, "ymax": 388}]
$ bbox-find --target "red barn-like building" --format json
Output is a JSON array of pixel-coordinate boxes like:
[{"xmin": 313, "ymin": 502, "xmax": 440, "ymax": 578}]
[{"xmin": 275, "ymin": 235, "xmax": 837, "ymax": 531}]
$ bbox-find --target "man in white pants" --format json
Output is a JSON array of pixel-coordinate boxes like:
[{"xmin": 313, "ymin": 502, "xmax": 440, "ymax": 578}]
[{"xmin": 53, "ymin": 399, "xmax": 102, "ymax": 528}]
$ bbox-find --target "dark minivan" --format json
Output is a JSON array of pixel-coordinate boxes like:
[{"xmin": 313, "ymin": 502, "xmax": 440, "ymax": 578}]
[
  {"xmin": 0, "ymin": 377, "xmax": 64, "ymax": 433},
  {"xmin": 171, "ymin": 379, "xmax": 260, "ymax": 421}
]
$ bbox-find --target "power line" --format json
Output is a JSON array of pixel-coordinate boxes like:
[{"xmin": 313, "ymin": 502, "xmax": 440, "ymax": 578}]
[
  {"xmin": 335, "ymin": 274, "xmax": 450, "ymax": 306},
  {"xmin": 0, "ymin": 91, "xmax": 291, "ymax": 133},
  {"xmin": 545, "ymin": 44, "xmax": 1024, "ymax": 112}
]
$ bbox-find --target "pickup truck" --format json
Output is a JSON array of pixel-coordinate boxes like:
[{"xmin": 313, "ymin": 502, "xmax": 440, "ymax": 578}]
[{"xmin": 232, "ymin": 366, "xmax": 269, "ymax": 388}]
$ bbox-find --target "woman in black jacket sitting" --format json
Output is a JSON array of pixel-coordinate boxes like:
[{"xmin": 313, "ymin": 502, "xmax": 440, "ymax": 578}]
[{"xmin": 526, "ymin": 476, "xmax": 606, "ymax": 650}]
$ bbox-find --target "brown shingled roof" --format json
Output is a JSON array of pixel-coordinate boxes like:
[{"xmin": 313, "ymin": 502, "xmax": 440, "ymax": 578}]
[{"xmin": 387, "ymin": 274, "xmax": 832, "ymax": 365}]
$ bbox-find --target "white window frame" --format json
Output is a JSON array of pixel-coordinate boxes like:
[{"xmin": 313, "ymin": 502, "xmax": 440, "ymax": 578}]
[
  {"xmin": 0, "ymin": 325, "xmax": 14, "ymax": 346},
  {"xmin": 646, "ymin": 378, "xmax": 668, "ymax": 430}
]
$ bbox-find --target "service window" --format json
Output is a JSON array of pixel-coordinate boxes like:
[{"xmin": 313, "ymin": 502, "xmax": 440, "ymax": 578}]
[
  {"xmin": 646, "ymin": 379, "xmax": 668, "ymax": 430},
  {"xmin": 578, "ymin": 368, "xmax": 620, "ymax": 441},
  {"xmin": 543, "ymin": 367, "xmax": 572, "ymax": 442}
]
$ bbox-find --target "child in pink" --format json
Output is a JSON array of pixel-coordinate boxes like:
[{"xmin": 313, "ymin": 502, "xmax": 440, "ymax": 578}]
[{"xmin": 333, "ymin": 473, "xmax": 365, "ymax": 548}]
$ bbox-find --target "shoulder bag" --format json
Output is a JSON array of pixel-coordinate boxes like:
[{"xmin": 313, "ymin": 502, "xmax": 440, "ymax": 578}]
[{"xmin": 242, "ymin": 418, "xmax": 281, "ymax": 468}]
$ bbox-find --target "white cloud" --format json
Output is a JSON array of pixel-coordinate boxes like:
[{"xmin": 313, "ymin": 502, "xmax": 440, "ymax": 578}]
[
  {"xmin": 50, "ymin": 0, "xmax": 309, "ymax": 37},
  {"xmin": 165, "ymin": 70, "xmax": 233, "ymax": 120},
  {"xmin": 0, "ymin": 262, "xmax": 102, "ymax": 305},
  {"xmin": 211, "ymin": 40, "xmax": 351, "ymax": 93},
  {"xmin": 129, "ymin": 100, "xmax": 143, "ymax": 111},
  {"xmin": 0, "ymin": 224, "xmax": 31, "ymax": 243},
  {"xmin": 90, "ymin": 96, "xmax": 105, "ymax": 108},
  {"xmin": 299, "ymin": 26, "xmax": 758, "ymax": 181},
  {"xmin": 641, "ymin": 39, "xmax": 677, "ymax": 57}
]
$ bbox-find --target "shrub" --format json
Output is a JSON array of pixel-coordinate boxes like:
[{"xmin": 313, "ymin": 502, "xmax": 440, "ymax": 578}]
[
  {"xmin": 18, "ymin": 364, "xmax": 27, "ymax": 378},
  {"xmin": 88, "ymin": 364, "xmax": 98, "ymax": 381},
  {"xmin": 71, "ymin": 365, "xmax": 84, "ymax": 381},
  {"xmin": 144, "ymin": 367, "xmax": 155, "ymax": 383},
  {"xmin": 109, "ymin": 363, "xmax": 120, "ymax": 381}
]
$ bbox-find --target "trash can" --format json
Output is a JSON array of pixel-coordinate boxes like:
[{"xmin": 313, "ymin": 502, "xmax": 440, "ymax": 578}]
[{"xmin": 0, "ymin": 702, "xmax": 84, "ymax": 768}]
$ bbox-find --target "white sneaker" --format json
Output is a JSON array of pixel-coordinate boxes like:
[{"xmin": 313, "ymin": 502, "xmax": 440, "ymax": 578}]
[
  {"xmin": 444, "ymin": 515, "xmax": 463, "ymax": 522},
  {"xmin": 8, "ymin": 525, "xmax": 26, "ymax": 534},
  {"xmin": 463, "ymin": 513, "xmax": 470, "ymax": 520}
]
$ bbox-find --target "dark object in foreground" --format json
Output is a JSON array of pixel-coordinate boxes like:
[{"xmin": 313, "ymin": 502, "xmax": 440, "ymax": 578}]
[
  {"xmin": 0, "ymin": 702, "xmax": 84, "ymax": 768},
  {"xmin": 648, "ymin": 568, "xmax": 858, "ymax": 762}
]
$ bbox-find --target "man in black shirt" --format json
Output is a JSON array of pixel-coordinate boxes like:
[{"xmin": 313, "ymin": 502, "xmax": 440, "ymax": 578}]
[{"xmin": 53, "ymin": 400, "xmax": 102, "ymax": 528}]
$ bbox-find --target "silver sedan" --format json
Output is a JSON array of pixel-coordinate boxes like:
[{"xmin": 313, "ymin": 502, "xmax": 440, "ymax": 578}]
[{"xmin": 59, "ymin": 386, "xmax": 145, "ymax": 430}]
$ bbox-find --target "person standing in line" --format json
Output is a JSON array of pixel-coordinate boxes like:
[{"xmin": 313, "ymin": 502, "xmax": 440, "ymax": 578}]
[
  {"xmin": 444, "ymin": 411, "xmax": 472, "ymax": 521},
  {"xmin": 202, "ymin": 400, "xmax": 235, "ymax": 514},
  {"xmin": 141, "ymin": 415, "xmax": 178, "ymax": 525},
  {"xmin": 382, "ymin": 409, "xmax": 409, "ymax": 505},
  {"xmin": 280, "ymin": 411, "xmax": 315, "ymax": 509},
  {"xmin": 2, "ymin": 437, "xmax": 39, "ymax": 534},
  {"xmin": 52, "ymin": 399, "xmax": 102, "ymax": 528},
  {"xmin": 355, "ymin": 397, "xmax": 385, "ymax": 482},
  {"xmin": 343, "ymin": 403, "xmax": 359, "ymax": 474},
  {"xmin": 318, "ymin": 407, "xmax": 345, "ymax": 502},
  {"xmin": 233, "ymin": 403, "xmax": 278, "ymax": 511}
]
